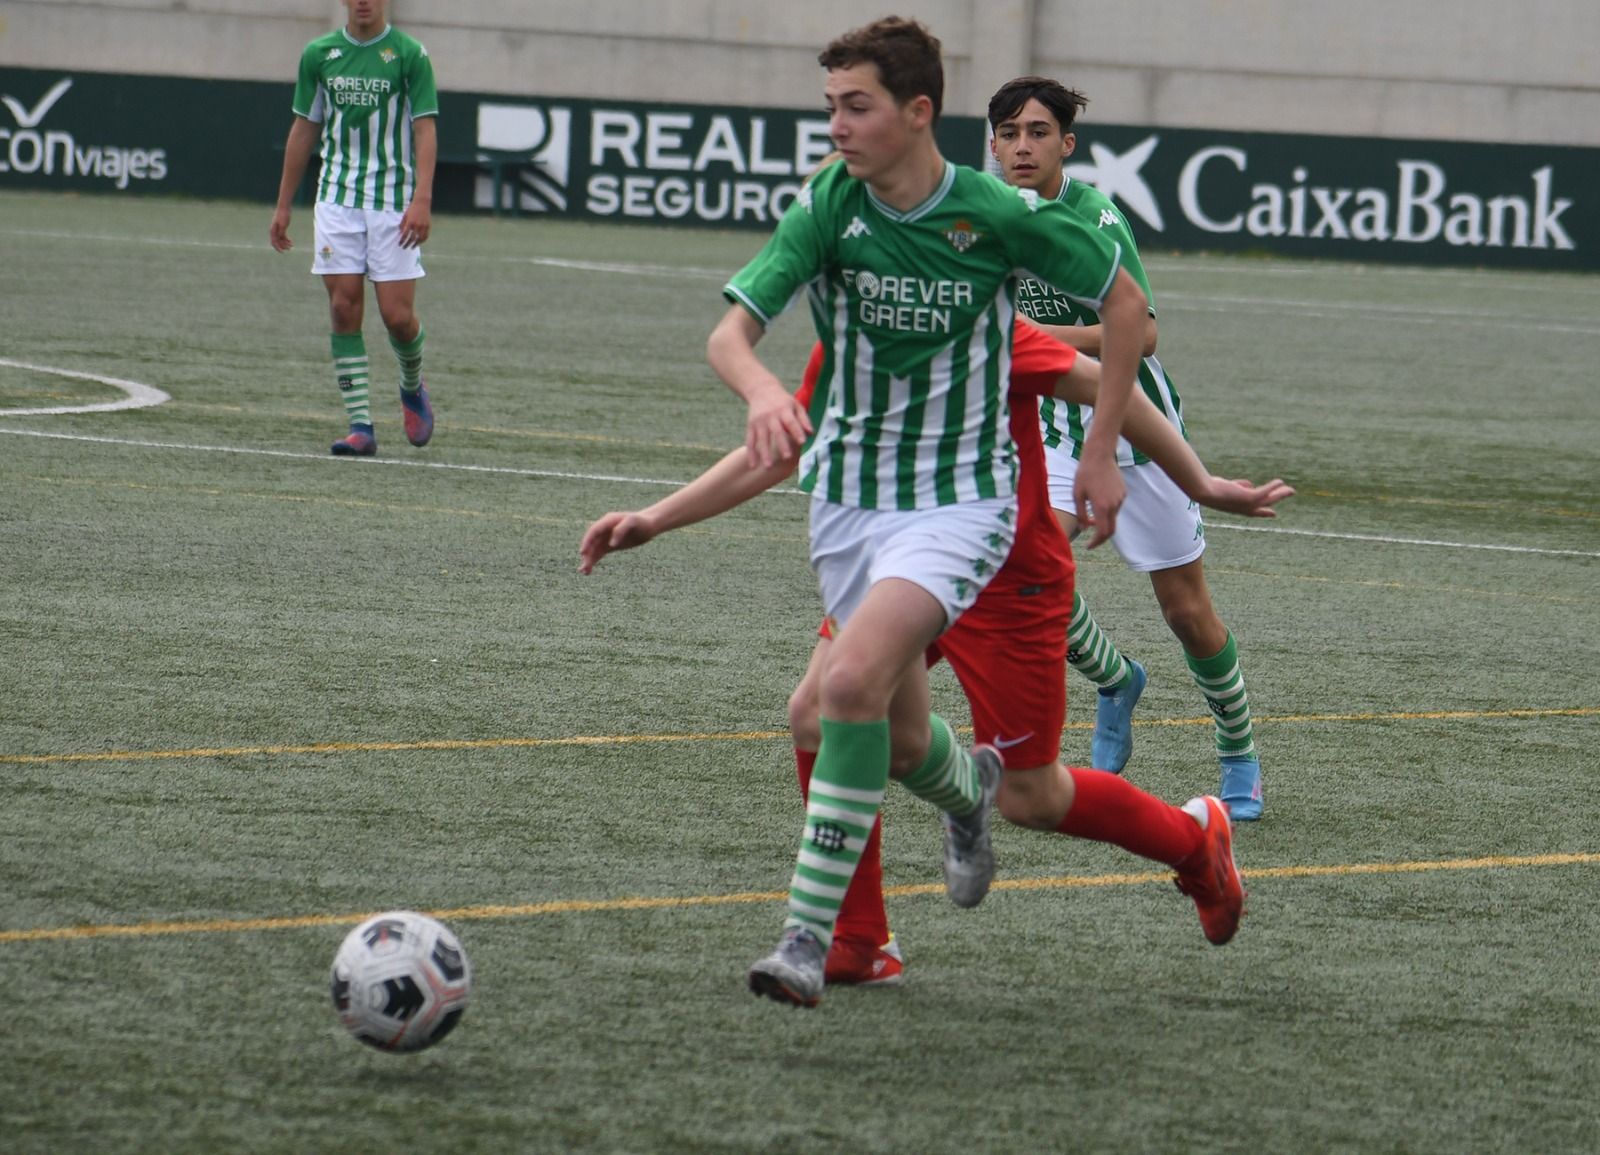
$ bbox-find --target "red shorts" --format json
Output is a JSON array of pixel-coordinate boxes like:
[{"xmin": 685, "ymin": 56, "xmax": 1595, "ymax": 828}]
[
  {"xmin": 814, "ymin": 577, "xmax": 1071, "ymax": 770},
  {"xmin": 928, "ymin": 578, "xmax": 1072, "ymax": 770}
]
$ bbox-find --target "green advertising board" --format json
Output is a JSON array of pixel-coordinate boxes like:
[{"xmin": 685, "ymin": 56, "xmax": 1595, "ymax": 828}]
[
  {"xmin": 1045, "ymin": 123, "xmax": 1598, "ymax": 271},
  {"xmin": 2, "ymin": 65, "xmax": 1595, "ymax": 269}
]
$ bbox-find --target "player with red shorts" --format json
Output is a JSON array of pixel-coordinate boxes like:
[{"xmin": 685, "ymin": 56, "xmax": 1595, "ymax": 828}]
[{"xmin": 790, "ymin": 320, "xmax": 1286, "ymax": 983}]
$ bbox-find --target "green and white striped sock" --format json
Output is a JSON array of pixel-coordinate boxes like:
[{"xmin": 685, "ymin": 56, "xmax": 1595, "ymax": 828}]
[
  {"xmin": 389, "ymin": 326, "xmax": 425, "ymax": 392},
  {"xmin": 1186, "ymin": 632, "xmax": 1257, "ymax": 759},
  {"xmin": 898, "ymin": 713, "xmax": 981, "ymax": 816},
  {"xmin": 1067, "ymin": 590, "xmax": 1130, "ymax": 690},
  {"xmin": 331, "ymin": 331, "xmax": 370, "ymax": 427},
  {"xmin": 784, "ymin": 718, "xmax": 888, "ymax": 949}
]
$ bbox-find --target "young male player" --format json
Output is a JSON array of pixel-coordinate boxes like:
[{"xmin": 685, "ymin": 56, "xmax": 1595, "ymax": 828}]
[
  {"xmin": 989, "ymin": 76, "xmax": 1265, "ymax": 819},
  {"xmin": 269, "ymin": 0, "xmax": 438, "ymax": 457},
  {"xmin": 581, "ymin": 321, "xmax": 1288, "ymax": 993},
  {"xmin": 706, "ymin": 16, "xmax": 1156, "ymax": 1007}
]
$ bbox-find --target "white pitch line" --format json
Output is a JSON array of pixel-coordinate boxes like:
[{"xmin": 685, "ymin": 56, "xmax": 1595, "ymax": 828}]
[
  {"xmin": 1213, "ymin": 521, "xmax": 1600, "ymax": 558},
  {"xmin": 0, "ymin": 358, "xmax": 171, "ymax": 416},
  {"xmin": 2, "ymin": 425, "xmax": 1595, "ymax": 558}
]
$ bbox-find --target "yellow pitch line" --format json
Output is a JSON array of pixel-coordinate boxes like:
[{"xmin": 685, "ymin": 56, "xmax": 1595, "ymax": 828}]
[
  {"xmin": 3, "ymin": 852, "xmax": 1594, "ymax": 945},
  {"xmin": 2, "ymin": 706, "xmax": 1595, "ymax": 766}
]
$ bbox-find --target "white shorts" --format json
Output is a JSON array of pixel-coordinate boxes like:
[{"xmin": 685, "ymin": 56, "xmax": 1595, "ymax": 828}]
[
  {"xmin": 809, "ymin": 496, "xmax": 1017, "ymax": 631},
  {"xmin": 311, "ymin": 202, "xmax": 425, "ymax": 282},
  {"xmin": 1044, "ymin": 443, "xmax": 1205, "ymax": 572}
]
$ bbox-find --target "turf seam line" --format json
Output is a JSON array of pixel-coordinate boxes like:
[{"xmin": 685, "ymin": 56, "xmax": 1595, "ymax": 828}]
[
  {"xmin": 3, "ymin": 853, "xmax": 1594, "ymax": 945},
  {"xmin": 2, "ymin": 707, "xmax": 1594, "ymax": 766}
]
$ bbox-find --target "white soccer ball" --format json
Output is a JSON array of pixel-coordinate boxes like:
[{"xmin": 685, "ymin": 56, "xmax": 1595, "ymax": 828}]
[{"xmin": 330, "ymin": 911, "xmax": 472, "ymax": 1053}]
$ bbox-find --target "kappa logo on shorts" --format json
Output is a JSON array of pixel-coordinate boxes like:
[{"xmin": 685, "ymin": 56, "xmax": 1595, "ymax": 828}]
[{"xmin": 475, "ymin": 102, "xmax": 573, "ymax": 212}]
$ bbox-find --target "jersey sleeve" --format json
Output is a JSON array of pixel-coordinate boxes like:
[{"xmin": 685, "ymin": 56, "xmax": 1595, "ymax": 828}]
[
  {"xmin": 1007, "ymin": 318, "xmax": 1079, "ymax": 397},
  {"xmin": 722, "ymin": 187, "xmax": 828, "ymax": 327},
  {"xmin": 292, "ymin": 44, "xmax": 323, "ymax": 121},
  {"xmin": 407, "ymin": 41, "xmax": 440, "ymax": 119},
  {"xmin": 1084, "ymin": 197, "xmax": 1156, "ymax": 313},
  {"xmin": 1001, "ymin": 188, "xmax": 1124, "ymax": 312}
]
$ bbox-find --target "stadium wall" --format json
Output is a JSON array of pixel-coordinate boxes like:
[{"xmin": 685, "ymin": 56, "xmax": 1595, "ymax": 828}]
[
  {"xmin": 2, "ymin": 3, "xmax": 1596, "ymax": 269},
  {"xmin": 2, "ymin": 0, "xmax": 1597, "ymax": 147}
]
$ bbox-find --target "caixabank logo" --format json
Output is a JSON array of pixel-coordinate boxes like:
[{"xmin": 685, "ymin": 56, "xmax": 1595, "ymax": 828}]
[
  {"xmin": 1062, "ymin": 126, "xmax": 1595, "ymax": 270},
  {"xmin": 0, "ymin": 76, "xmax": 169, "ymax": 189},
  {"xmin": 473, "ymin": 98, "xmax": 839, "ymax": 225}
]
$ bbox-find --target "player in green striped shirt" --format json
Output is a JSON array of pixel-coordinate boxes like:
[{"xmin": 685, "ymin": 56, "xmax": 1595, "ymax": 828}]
[
  {"xmin": 710, "ymin": 17, "xmax": 1157, "ymax": 1006},
  {"xmin": 269, "ymin": 0, "xmax": 438, "ymax": 457},
  {"xmin": 989, "ymin": 76, "xmax": 1264, "ymax": 819}
]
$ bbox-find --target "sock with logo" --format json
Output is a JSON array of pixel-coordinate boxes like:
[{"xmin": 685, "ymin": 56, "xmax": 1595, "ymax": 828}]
[
  {"xmin": 388, "ymin": 326, "xmax": 425, "ymax": 392},
  {"xmin": 783, "ymin": 719, "xmax": 889, "ymax": 949},
  {"xmin": 1186, "ymin": 632, "xmax": 1256, "ymax": 759},
  {"xmin": 1067, "ymin": 591, "xmax": 1131, "ymax": 690},
  {"xmin": 796, "ymin": 748, "xmax": 889, "ymax": 947},
  {"xmin": 896, "ymin": 713, "xmax": 982, "ymax": 816},
  {"xmin": 331, "ymin": 331, "xmax": 370, "ymax": 428},
  {"xmin": 1056, "ymin": 767, "xmax": 1203, "ymax": 866}
]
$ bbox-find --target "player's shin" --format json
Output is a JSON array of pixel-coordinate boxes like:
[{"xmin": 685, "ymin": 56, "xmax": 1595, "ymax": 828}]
[{"xmin": 784, "ymin": 719, "xmax": 890, "ymax": 948}]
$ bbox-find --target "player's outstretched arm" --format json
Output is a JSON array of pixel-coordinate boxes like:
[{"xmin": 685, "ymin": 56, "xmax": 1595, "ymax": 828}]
[
  {"xmin": 1050, "ymin": 357, "xmax": 1294, "ymax": 518},
  {"xmin": 578, "ymin": 448, "xmax": 797, "ymax": 574},
  {"xmin": 270, "ymin": 117, "xmax": 318, "ymax": 252},
  {"xmin": 706, "ymin": 306, "xmax": 812, "ymax": 469}
]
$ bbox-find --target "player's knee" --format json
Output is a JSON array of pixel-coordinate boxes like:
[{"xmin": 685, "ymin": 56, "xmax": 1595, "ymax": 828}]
[
  {"xmin": 380, "ymin": 305, "xmax": 417, "ymax": 339},
  {"xmin": 996, "ymin": 767, "xmax": 1070, "ymax": 830},
  {"xmin": 817, "ymin": 655, "xmax": 886, "ymax": 721},
  {"xmin": 786, "ymin": 682, "xmax": 821, "ymax": 750},
  {"xmin": 328, "ymin": 299, "xmax": 363, "ymax": 332},
  {"xmin": 1162, "ymin": 597, "xmax": 1218, "ymax": 650}
]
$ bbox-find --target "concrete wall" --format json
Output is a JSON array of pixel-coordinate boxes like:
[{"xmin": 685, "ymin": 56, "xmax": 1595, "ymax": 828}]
[{"xmin": 3, "ymin": 0, "xmax": 1596, "ymax": 145}]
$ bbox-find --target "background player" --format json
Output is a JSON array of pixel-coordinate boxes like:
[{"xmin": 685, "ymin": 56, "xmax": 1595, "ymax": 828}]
[
  {"xmin": 989, "ymin": 76, "xmax": 1265, "ymax": 819},
  {"xmin": 269, "ymin": 0, "xmax": 438, "ymax": 457}
]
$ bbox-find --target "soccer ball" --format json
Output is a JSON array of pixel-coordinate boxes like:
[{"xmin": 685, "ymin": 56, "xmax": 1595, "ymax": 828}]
[{"xmin": 329, "ymin": 911, "xmax": 472, "ymax": 1053}]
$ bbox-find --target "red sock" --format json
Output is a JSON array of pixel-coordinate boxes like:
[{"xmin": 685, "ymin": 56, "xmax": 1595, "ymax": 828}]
[
  {"xmin": 796, "ymin": 748, "xmax": 890, "ymax": 946},
  {"xmin": 1055, "ymin": 767, "xmax": 1202, "ymax": 867}
]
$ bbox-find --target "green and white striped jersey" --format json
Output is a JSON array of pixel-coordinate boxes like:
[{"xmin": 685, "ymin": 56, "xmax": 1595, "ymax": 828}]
[
  {"xmin": 1023, "ymin": 178, "xmax": 1184, "ymax": 466},
  {"xmin": 725, "ymin": 160, "xmax": 1124, "ymax": 510},
  {"xmin": 292, "ymin": 24, "xmax": 438, "ymax": 212}
]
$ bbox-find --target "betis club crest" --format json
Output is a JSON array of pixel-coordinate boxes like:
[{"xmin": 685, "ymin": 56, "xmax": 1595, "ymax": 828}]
[{"xmin": 945, "ymin": 219, "xmax": 981, "ymax": 252}]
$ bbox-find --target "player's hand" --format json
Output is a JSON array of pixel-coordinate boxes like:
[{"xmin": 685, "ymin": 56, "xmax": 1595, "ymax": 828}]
[
  {"xmin": 1199, "ymin": 477, "xmax": 1296, "ymax": 517},
  {"xmin": 745, "ymin": 383, "xmax": 811, "ymax": 469},
  {"xmin": 398, "ymin": 202, "xmax": 432, "ymax": 248},
  {"xmin": 269, "ymin": 208, "xmax": 293, "ymax": 252},
  {"xmin": 578, "ymin": 511, "xmax": 658, "ymax": 574},
  {"xmin": 1073, "ymin": 454, "xmax": 1125, "ymax": 549}
]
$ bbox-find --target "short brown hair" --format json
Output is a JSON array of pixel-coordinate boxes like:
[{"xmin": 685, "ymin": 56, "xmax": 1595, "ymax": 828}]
[
  {"xmin": 819, "ymin": 17, "xmax": 944, "ymax": 124},
  {"xmin": 987, "ymin": 76, "xmax": 1089, "ymax": 133}
]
